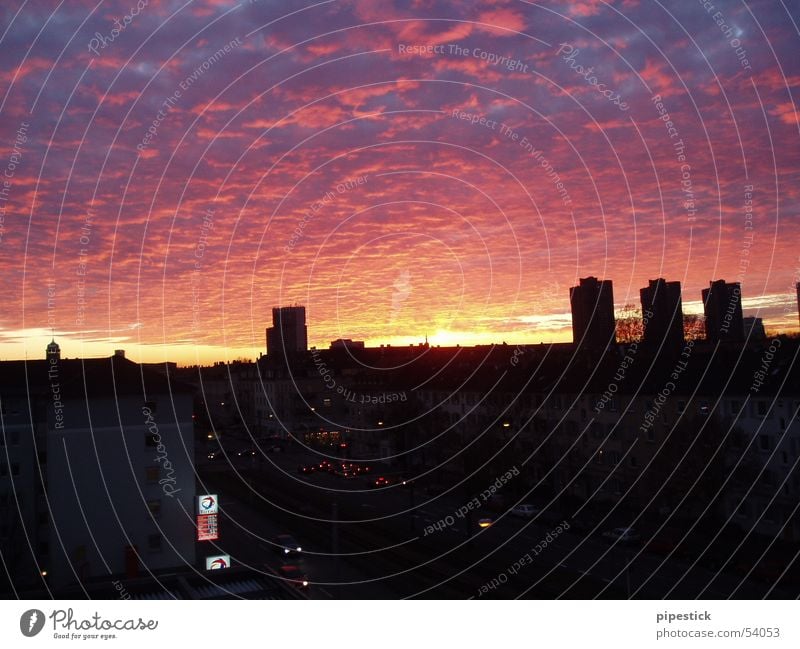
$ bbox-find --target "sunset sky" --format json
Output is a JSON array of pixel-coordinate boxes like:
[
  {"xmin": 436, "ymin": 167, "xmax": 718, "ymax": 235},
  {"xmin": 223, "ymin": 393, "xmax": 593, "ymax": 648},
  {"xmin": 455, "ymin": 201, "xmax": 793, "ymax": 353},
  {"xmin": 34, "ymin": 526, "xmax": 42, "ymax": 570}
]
[{"xmin": 0, "ymin": 0, "xmax": 798, "ymax": 364}]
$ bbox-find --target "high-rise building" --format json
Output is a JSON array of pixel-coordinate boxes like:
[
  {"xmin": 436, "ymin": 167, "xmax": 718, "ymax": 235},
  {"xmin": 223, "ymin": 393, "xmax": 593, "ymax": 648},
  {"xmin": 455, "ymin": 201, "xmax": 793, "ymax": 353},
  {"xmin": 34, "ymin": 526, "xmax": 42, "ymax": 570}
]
[
  {"xmin": 743, "ymin": 316, "xmax": 766, "ymax": 340},
  {"xmin": 703, "ymin": 279, "xmax": 744, "ymax": 342},
  {"xmin": 569, "ymin": 276, "xmax": 616, "ymax": 348},
  {"xmin": 640, "ymin": 278, "xmax": 684, "ymax": 348},
  {"xmin": 266, "ymin": 306, "xmax": 308, "ymax": 357}
]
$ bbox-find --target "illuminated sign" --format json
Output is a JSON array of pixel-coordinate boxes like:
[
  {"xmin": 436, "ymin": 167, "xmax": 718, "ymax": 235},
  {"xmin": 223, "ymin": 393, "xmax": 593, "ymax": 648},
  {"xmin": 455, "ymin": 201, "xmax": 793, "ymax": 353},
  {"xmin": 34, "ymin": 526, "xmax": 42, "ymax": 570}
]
[
  {"xmin": 197, "ymin": 514, "xmax": 219, "ymax": 541},
  {"xmin": 205, "ymin": 554, "xmax": 230, "ymax": 570},
  {"xmin": 197, "ymin": 494, "xmax": 218, "ymax": 515}
]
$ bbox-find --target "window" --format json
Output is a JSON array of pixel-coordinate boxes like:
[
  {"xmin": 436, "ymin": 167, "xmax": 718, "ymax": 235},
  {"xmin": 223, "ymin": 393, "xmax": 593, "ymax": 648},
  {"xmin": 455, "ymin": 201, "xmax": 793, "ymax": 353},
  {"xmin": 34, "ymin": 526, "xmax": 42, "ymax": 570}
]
[
  {"xmin": 629, "ymin": 455, "xmax": 639, "ymax": 468},
  {"xmin": 147, "ymin": 534, "xmax": 162, "ymax": 552},
  {"xmin": 758, "ymin": 435, "xmax": 771, "ymax": 451},
  {"xmin": 756, "ymin": 401, "xmax": 768, "ymax": 417},
  {"xmin": 147, "ymin": 499, "xmax": 161, "ymax": 518},
  {"xmin": 145, "ymin": 467, "xmax": 159, "ymax": 484}
]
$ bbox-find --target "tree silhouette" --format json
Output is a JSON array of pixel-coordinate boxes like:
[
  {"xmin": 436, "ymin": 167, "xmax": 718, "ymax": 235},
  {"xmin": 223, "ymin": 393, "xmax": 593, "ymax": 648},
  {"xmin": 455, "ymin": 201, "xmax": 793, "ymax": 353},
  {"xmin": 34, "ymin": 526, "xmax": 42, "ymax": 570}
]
[
  {"xmin": 615, "ymin": 303, "xmax": 706, "ymax": 342},
  {"xmin": 615, "ymin": 303, "xmax": 643, "ymax": 343}
]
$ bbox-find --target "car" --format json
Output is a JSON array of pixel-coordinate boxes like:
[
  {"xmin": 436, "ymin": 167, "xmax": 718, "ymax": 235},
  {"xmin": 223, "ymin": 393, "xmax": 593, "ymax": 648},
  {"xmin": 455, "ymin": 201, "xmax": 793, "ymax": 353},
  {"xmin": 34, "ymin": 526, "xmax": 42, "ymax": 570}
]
[
  {"xmin": 237, "ymin": 447, "xmax": 257, "ymax": 457},
  {"xmin": 602, "ymin": 527, "xmax": 641, "ymax": 543},
  {"xmin": 370, "ymin": 476, "xmax": 392, "ymax": 488},
  {"xmin": 272, "ymin": 534, "xmax": 303, "ymax": 555},
  {"xmin": 511, "ymin": 504, "xmax": 540, "ymax": 518},
  {"xmin": 478, "ymin": 517, "xmax": 493, "ymax": 528},
  {"xmin": 298, "ymin": 465, "xmax": 316, "ymax": 475},
  {"xmin": 207, "ymin": 451, "xmax": 221, "ymax": 460},
  {"xmin": 278, "ymin": 564, "xmax": 309, "ymax": 589},
  {"xmin": 318, "ymin": 459, "xmax": 335, "ymax": 472}
]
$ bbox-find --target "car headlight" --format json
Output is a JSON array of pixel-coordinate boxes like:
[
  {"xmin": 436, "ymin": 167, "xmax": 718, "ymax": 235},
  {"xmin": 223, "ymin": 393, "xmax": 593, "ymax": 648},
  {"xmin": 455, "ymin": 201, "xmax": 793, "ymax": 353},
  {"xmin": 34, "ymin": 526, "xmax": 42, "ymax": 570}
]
[{"xmin": 296, "ymin": 547, "xmax": 302, "ymax": 552}]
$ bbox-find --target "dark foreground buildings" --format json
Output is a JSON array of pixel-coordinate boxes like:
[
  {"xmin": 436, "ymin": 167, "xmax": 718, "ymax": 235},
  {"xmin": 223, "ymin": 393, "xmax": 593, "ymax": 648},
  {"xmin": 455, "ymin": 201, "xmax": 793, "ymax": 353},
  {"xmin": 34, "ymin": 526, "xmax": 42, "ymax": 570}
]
[
  {"xmin": 0, "ymin": 350, "xmax": 196, "ymax": 594},
  {"xmin": 4, "ymin": 282, "xmax": 800, "ymax": 598}
]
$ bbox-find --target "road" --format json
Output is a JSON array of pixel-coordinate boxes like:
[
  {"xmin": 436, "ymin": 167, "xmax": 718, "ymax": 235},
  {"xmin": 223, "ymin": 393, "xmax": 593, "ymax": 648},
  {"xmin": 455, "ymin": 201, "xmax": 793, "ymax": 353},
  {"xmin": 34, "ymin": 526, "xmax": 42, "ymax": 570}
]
[{"xmin": 196, "ymin": 439, "xmax": 795, "ymax": 599}]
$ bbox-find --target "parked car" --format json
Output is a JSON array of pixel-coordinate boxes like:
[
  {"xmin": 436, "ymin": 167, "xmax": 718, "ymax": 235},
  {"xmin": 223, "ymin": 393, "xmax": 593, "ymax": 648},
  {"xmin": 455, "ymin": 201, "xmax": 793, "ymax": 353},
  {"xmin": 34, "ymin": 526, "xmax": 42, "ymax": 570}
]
[
  {"xmin": 298, "ymin": 465, "xmax": 316, "ymax": 475},
  {"xmin": 272, "ymin": 534, "xmax": 303, "ymax": 555},
  {"xmin": 602, "ymin": 527, "xmax": 641, "ymax": 543},
  {"xmin": 511, "ymin": 504, "xmax": 540, "ymax": 518}
]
